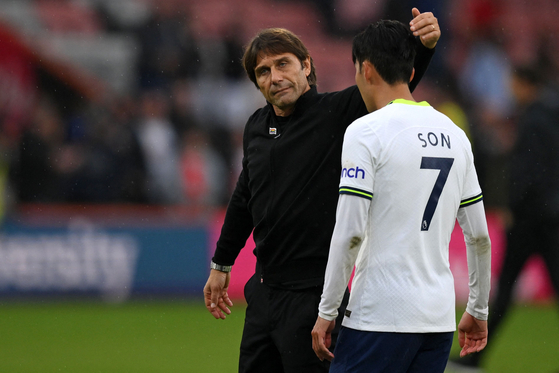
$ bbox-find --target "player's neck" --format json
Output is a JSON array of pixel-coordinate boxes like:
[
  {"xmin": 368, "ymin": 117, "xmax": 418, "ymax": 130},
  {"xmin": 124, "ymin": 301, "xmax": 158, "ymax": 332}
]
[{"xmin": 373, "ymin": 83, "xmax": 414, "ymax": 110}]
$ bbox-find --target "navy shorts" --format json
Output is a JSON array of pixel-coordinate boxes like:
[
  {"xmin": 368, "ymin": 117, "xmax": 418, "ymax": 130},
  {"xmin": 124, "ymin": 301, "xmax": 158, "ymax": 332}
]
[{"xmin": 330, "ymin": 326, "xmax": 453, "ymax": 373}]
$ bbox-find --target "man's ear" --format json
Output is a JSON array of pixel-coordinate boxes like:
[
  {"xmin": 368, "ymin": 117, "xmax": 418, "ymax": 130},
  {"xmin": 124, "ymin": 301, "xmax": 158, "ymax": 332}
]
[
  {"xmin": 303, "ymin": 56, "xmax": 311, "ymax": 77},
  {"xmin": 409, "ymin": 68, "xmax": 415, "ymax": 83},
  {"xmin": 364, "ymin": 60, "xmax": 384, "ymax": 85},
  {"xmin": 363, "ymin": 60, "xmax": 374, "ymax": 83}
]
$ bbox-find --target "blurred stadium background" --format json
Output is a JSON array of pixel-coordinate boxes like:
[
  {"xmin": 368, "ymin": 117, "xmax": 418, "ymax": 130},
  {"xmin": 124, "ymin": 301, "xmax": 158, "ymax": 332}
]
[{"xmin": 0, "ymin": 0, "xmax": 557, "ymax": 372}]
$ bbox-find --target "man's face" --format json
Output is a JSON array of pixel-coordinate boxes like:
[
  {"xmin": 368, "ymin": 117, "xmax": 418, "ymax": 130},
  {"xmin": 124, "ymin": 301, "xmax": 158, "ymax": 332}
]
[{"xmin": 254, "ymin": 52, "xmax": 311, "ymax": 116}]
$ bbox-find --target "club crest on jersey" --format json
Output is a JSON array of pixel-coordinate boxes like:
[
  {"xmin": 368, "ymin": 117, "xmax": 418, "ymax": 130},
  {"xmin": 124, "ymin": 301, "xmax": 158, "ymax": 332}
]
[{"xmin": 341, "ymin": 166, "xmax": 365, "ymax": 179}]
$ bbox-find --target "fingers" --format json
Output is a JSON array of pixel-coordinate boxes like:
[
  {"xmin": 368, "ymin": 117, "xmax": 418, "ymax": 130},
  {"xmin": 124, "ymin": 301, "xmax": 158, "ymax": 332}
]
[
  {"xmin": 410, "ymin": 9, "xmax": 436, "ymax": 28},
  {"xmin": 217, "ymin": 296, "xmax": 232, "ymax": 316},
  {"xmin": 317, "ymin": 345, "xmax": 335, "ymax": 361},
  {"xmin": 312, "ymin": 317, "xmax": 336, "ymax": 362},
  {"xmin": 312, "ymin": 331, "xmax": 335, "ymax": 362},
  {"xmin": 209, "ymin": 289, "xmax": 233, "ymax": 319},
  {"xmin": 205, "ymin": 296, "xmax": 231, "ymax": 319},
  {"xmin": 458, "ymin": 329, "xmax": 466, "ymax": 348},
  {"xmin": 203, "ymin": 283, "xmax": 220, "ymax": 319},
  {"xmin": 210, "ymin": 286, "xmax": 221, "ymax": 313},
  {"xmin": 203, "ymin": 271, "xmax": 233, "ymax": 319},
  {"xmin": 457, "ymin": 312, "xmax": 488, "ymax": 357},
  {"xmin": 222, "ymin": 291, "xmax": 234, "ymax": 307},
  {"xmin": 204, "ymin": 290, "xmax": 225, "ymax": 319},
  {"xmin": 410, "ymin": 14, "xmax": 438, "ymax": 36},
  {"xmin": 409, "ymin": 9, "xmax": 440, "ymax": 49},
  {"xmin": 459, "ymin": 336, "xmax": 488, "ymax": 357},
  {"xmin": 460, "ymin": 339, "xmax": 475, "ymax": 357}
]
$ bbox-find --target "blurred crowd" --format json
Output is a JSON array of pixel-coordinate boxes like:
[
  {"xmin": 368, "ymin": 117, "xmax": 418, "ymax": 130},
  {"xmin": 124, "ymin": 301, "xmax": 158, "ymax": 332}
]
[{"xmin": 1, "ymin": 0, "xmax": 558, "ymax": 214}]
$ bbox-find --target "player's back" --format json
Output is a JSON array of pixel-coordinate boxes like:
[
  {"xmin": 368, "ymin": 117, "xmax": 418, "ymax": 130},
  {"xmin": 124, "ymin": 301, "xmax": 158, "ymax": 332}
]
[
  {"xmin": 341, "ymin": 99, "xmax": 480, "ymax": 332},
  {"xmin": 363, "ymin": 100, "xmax": 472, "ymax": 253}
]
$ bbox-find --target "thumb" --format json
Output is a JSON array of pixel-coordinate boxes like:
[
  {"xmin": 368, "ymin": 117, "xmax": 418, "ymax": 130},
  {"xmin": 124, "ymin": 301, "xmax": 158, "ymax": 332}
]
[
  {"xmin": 458, "ymin": 329, "xmax": 466, "ymax": 348},
  {"xmin": 411, "ymin": 7, "xmax": 420, "ymax": 18}
]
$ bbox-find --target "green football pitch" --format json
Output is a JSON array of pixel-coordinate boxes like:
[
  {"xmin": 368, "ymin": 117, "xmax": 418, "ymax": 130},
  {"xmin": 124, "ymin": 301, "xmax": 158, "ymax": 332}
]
[{"xmin": 0, "ymin": 299, "xmax": 557, "ymax": 372}]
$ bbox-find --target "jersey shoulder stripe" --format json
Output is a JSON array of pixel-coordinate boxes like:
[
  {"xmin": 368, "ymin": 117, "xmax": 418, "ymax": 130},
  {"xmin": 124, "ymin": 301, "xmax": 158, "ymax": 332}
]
[
  {"xmin": 460, "ymin": 193, "xmax": 483, "ymax": 208},
  {"xmin": 339, "ymin": 186, "xmax": 373, "ymax": 200}
]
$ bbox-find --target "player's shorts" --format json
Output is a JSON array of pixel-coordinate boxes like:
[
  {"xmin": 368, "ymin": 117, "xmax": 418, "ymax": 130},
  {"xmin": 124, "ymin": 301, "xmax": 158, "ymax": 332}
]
[{"xmin": 330, "ymin": 326, "xmax": 453, "ymax": 373}]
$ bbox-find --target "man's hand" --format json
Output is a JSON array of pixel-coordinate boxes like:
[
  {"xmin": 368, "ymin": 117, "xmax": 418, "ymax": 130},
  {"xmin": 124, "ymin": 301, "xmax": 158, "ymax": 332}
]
[
  {"xmin": 203, "ymin": 269, "xmax": 233, "ymax": 319},
  {"xmin": 458, "ymin": 311, "xmax": 488, "ymax": 357},
  {"xmin": 410, "ymin": 7, "xmax": 440, "ymax": 49},
  {"xmin": 311, "ymin": 316, "xmax": 336, "ymax": 362}
]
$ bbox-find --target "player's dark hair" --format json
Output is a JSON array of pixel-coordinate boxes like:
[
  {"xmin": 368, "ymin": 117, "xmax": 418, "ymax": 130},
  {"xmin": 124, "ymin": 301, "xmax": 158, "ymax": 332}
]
[
  {"xmin": 242, "ymin": 28, "xmax": 317, "ymax": 89},
  {"xmin": 352, "ymin": 20, "xmax": 416, "ymax": 85}
]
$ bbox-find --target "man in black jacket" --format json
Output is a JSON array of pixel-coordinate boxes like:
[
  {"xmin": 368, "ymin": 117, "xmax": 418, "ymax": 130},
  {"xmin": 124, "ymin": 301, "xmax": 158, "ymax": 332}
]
[{"xmin": 204, "ymin": 8, "xmax": 441, "ymax": 373}]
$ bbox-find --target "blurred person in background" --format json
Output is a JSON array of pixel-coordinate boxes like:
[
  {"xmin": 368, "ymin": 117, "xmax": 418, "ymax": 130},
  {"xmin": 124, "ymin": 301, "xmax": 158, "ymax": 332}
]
[
  {"xmin": 168, "ymin": 79, "xmax": 200, "ymax": 138},
  {"xmin": 447, "ymin": 64, "xmax": 559, "ymax": 372},
  {"xmin": 204, "ymin": 8, "xmax": 441, "ymax": 373},
  {"xmin": 57, "ymin": 98, "xmax": 147, "ymax": 203},
  {"xmin": 135, "ymin": 1, "xmax": 199, "ymax": 90},
  {"xmin": 104, "ymin": 95, "xmax": 149, "ymax": 203},
  {"xmin": 135, "ymin": 90, "xmax": 183, "ymax": 204},
  {"xmin": 73, "ymin": 96, "xmax": 148, "ymax": 203},
  {"xmin": 11, "ymin": 97, "xmax": 67, "ymax": 202},
  {"xmin": 179, "ymin": 127, "xmax": 228, "ymax": 207},
  {"xmin": 12, "ymin": 95, "xmax": 149, "ymax": 204}
]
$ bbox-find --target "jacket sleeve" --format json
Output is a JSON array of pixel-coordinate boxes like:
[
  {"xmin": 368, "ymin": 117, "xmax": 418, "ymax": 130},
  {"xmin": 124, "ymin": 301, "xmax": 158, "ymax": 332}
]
[
  {"xmin": 409, "ymin": 42, "xmax": 435, "ymax": 93},
  {"xmin": 211, "ymin": 130, "xmax": 255, "ymax": 266}
]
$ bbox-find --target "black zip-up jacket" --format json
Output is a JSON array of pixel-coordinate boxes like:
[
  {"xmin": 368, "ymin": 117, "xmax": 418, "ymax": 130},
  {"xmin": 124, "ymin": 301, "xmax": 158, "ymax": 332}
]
[
  {"xmin": 508, "ymin": 89, "xmax": 559, "ymax": 222},
  {"xmin": 213, "ymin": 44, "xmax": 435, "ymax": 289}
]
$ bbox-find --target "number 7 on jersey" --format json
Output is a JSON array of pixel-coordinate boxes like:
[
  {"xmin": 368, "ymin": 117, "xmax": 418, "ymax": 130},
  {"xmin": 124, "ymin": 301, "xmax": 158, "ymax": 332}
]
[{"xmin": 420, "ymin": 157, "xmax": 454, "ymax": 231}]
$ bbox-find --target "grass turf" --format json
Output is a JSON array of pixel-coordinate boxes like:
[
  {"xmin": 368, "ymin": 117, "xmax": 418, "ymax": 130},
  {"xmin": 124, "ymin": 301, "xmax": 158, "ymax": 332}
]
[
  {"xmin": 0, "ymin": 299, "xmax": 556, "ymax": 372},
  {"xmin": 0, "ymin": 299, "xmax": 244, "ymax": 373}
]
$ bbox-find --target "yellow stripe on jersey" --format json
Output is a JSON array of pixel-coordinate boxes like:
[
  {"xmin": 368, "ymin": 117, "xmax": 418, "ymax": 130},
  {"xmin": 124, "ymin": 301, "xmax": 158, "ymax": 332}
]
[
  {"xmin": 387, "ymin": 99, "xmax": 431, "ymax": 107},
  {"xmin": 460, "ymin": 193, "xmax": 483, "ymax": 208},
  {"xmin": 339, "ymin": 187, "xmax": 373, "ymax": 200}
]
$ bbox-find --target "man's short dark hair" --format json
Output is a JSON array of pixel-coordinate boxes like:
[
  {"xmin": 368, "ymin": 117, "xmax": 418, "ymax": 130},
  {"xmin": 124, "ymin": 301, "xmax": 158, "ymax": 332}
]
[
  {"xmin": 242, "ymin": 28, "xmax": 317, "ymax": 89},
  {"xmin": 352, "ymin": 20, "xmax": 417, "ymax": 85}
]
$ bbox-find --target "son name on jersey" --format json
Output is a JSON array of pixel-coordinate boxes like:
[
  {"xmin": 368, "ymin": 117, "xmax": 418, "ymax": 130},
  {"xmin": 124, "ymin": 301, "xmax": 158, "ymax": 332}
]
[{"xmin": 417, "ymin": 132, "xmax": 451, "ymax": 149}]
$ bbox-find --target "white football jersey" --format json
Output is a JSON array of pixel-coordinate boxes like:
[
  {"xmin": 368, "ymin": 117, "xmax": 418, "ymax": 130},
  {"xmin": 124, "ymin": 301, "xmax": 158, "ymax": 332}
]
[{"xmin": 320, "ymin": 99, "xmax": 487, "ymax": 333}]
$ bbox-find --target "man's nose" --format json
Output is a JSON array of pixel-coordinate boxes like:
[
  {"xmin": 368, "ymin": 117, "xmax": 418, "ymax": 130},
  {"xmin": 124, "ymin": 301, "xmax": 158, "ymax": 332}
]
[{"xmin": 270, "ymin": 68, "xmax": 282, "ymax": 83}]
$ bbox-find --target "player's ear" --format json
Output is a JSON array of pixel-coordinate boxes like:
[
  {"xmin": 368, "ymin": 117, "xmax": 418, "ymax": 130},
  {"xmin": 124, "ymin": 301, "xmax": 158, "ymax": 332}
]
[
  {"xmin": 409, "ymin": 68, "xmax": 415, "ymax": 83},
  {"xmin": 363, "ymin": 60, "xmax": 374, "ymax": 83},
  {"xmin": 364, "ymin": 61, "xmax": 383, "ymax": 85}
]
